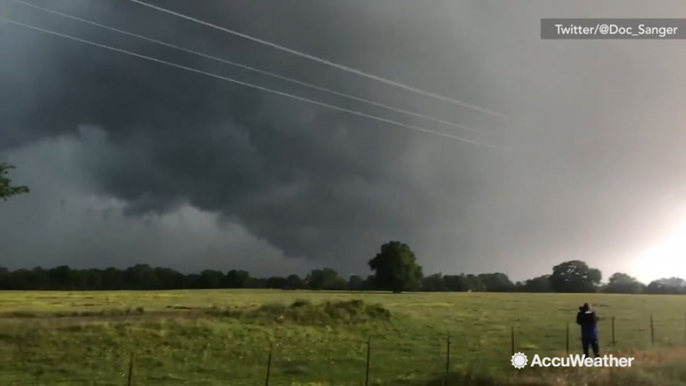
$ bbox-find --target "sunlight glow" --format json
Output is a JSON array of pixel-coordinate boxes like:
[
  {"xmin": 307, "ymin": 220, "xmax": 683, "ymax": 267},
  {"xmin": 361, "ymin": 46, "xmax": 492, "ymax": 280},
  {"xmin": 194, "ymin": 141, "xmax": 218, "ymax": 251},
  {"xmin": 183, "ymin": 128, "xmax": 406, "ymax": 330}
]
[{"xmin": 630, "ymin": 212, "xmax": 686, "ymax": 283}]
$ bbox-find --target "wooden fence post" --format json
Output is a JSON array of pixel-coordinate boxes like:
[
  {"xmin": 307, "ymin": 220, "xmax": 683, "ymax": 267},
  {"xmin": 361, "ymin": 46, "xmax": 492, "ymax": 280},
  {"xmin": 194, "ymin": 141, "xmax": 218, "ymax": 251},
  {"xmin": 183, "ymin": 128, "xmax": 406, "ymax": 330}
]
[
  {"xmin": 365, "ymin": 336, "xmax": 371, "ymax": 386},
  {"xmin": 444, "ymin": 333, "xmax": 451, "ymax": 386},
  {"xmin": 127, "ymin": 353, "xmax": 134, "ymax": 386},
  {"xmin": 650, "ymin": 314, "xmax": 655, "ymax": 346},
  {"xmin": 510, "ymin": 326, "xmax": 515, "ymax": 355},
  {"xmin": 265, "ymin": 342, "xmax": 273, "ymax": 386},
  {"xmin": 565, "ymin": 322, "xmax": 570, "ymax": 355},
  {"xmin": 611, "ymin": 316, "xmax": 615, "ymax": 347}
]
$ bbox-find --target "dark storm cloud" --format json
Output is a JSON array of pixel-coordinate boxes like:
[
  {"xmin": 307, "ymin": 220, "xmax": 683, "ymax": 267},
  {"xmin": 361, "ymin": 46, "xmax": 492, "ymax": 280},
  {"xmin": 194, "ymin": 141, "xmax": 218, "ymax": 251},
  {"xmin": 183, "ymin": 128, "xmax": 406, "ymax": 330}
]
[
  {"xmin": 2, "ymin": 0, "xmax": 686, "ymax": 281},
  {"xmin": 1, "ymin": 0, "xmax": 494, "ymax": 274}
]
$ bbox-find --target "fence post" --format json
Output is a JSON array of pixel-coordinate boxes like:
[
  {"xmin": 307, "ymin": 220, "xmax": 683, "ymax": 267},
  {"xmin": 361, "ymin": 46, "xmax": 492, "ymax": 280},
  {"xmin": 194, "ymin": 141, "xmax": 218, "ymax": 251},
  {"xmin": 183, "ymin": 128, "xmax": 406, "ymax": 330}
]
[
  {"xmin": 611, "ymin": 316, "xmax": 615, "ymax": 347},
  {"xmin": 565, "ymin": 322, "xmax": 569, "ymax": 355},
  {"xmin": 365, "ymin": 336, "xmax": 372, "ymax": 386},
  {"xmin": 650, "ymin": 314, "xmax": 655, "ymax": 346},
  {"xmin": 510, "ymin": 326, "xmax": 515, "ymax": 355},
  {"xmin": 444, "ymin": 333, "xmax": 451, "ymax": 386},
  {"xmin": 127, "ymin": 353, "xmax": 134, "ymax": 386},
  {"xmin": 265, "ymin": 342, "xmax": 273, "ymax": 386}
]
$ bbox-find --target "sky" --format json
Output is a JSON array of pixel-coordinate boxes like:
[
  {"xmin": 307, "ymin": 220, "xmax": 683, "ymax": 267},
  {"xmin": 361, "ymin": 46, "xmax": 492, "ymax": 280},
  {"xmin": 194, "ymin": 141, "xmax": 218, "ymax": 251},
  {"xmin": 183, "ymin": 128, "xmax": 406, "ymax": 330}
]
[{"xmin": 1, "ymin": 0, "xmax": 685, "ymax": 283}]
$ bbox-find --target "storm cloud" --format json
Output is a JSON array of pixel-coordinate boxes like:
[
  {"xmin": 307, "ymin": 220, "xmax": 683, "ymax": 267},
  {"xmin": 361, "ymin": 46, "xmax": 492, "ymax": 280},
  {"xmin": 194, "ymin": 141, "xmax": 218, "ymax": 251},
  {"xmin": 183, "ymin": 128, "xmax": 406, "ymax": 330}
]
[{"xmin": 1, "ymin": 0, "xmax": 685, "ymax": 281}]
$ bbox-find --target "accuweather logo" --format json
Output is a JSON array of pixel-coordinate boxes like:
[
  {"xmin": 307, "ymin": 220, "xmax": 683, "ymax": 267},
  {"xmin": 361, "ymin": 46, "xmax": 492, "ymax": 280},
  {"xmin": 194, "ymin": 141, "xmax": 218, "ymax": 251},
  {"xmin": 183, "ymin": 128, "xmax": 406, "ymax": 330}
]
[{"xmin": 510, "ymin": 353, "xmax": 635, "ymax": 368}]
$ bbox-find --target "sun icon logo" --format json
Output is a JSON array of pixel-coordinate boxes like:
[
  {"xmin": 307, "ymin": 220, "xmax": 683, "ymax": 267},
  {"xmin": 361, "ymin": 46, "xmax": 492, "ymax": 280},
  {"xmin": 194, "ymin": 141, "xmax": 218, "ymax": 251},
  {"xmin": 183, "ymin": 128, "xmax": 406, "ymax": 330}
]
[{"xmin": 511, "ymin": 352, "xmax": 528, "ymax": 369}]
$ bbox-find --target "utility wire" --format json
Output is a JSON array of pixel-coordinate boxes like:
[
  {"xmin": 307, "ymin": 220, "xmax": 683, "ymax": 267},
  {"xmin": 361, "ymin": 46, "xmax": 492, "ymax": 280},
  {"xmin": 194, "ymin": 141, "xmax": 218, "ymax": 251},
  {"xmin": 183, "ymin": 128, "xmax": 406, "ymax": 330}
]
[
  {"xmin": 11, "ymin": 0, "xmax": 488, "ymax": 136},
  {"xmin": 130, "ymin": 0, "xmax": 510, "ymax": 120},
  {"xmin": 0, "ymin": 16, "xmax": 500, "ymax": 149}
]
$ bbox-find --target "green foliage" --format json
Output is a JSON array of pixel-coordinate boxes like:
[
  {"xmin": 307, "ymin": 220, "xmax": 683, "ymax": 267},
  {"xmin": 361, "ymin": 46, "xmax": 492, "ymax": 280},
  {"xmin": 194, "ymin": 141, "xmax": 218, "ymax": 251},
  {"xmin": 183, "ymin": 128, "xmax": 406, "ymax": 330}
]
[
  {"xmin": 347, "ymin": 274, "xmax": 365, "ymax": 290},
  {"xmin": 304, "ymin": 268, "xmax": 343, "ymax": 290},
  {"xmin": 476, "ymin": 273, "xmax": 515, "ymax": 292},
  {"xmin": 604, "ymin": 272, "xmax": 645, "ymax": 294},
  {"xmin": 368, "ymin": 241, "xmax": 423, "ymax": 293},
  {"xmin": 0, "ymin": 162, "xmax": 29, "ymax": 201},
  {"xmin": 549, "ymin": 260, "xmax": 602, "ymax": 293},
  {"xmin": 523, "ymin": 275, "xmax": 553, "ymax": 292}
]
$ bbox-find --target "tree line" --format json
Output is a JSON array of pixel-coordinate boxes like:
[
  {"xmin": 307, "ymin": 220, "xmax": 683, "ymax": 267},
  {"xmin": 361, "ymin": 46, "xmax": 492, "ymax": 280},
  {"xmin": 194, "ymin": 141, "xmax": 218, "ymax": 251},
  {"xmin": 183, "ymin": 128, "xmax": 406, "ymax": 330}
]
[
  {"xmin": 1, "ymin": 165, "xmax": 684, "ymax": 295},
  {"xmin": 0, "ymin": 257, "xmax": 684, "ymax": 294}
]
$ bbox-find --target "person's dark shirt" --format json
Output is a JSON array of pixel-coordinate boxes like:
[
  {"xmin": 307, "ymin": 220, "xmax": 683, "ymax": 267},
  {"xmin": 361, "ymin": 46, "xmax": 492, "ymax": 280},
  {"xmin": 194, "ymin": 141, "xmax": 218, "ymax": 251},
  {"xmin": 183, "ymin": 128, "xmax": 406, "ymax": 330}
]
[{"xmin": 576, "ymin": 310, "xmax": 599, "ymax": 339}]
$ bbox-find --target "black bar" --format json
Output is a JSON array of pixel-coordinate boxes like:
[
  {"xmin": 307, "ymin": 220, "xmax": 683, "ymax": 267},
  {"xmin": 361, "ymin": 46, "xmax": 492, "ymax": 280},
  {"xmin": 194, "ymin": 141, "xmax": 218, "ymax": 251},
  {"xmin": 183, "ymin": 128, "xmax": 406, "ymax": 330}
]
[{"xmin": 565, "ymin": 322, "xmax": 569, "ymax": 354}]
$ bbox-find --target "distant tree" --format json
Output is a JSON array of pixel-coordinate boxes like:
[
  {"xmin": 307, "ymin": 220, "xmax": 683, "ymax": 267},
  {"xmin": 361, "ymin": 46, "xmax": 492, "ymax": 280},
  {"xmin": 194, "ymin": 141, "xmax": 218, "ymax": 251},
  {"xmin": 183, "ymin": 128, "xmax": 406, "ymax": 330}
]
[
  {"xmin": 442, "ymin": 274, "xmax": 484, "ymax": 292},
  {"xmin": 224, "ymin": 270, "xmax": 251, "ymax": 288},
  {"xmin": 123, "ymin": 264, "xmax": 160, "ymax": 290},
  {"xmin": 0, "ymin": 163, "xmax": 29, "ymax": 201},
  {"xmin": 603, "ymin": 272, "xmax": 644, "ymax": 294},
  {"xmin": 422, "ymin": 273, "xmax": 447, "ymax": 291},
  {"xmin": 368, "ymin": 241, "xmax": 423, "ymax": 293},
  {"xmin": 305, "ymin": 268, "xmax": 341, "ymax": 290},
  {"xmin": 549, "ymin": 260, "xmax": 601, "ymax": 293},
  {"xmin": 646, "ymin": 277, "xmax": 686, "ymax": 294},
  {"xmin": 348, "ymin": 275, "xmax": 365, "ymax": 291},
  {"xmin": 362, "ymin": 275, "xmax": 377, "ymax": 290},
  {"xmin": 199, "ymin": 270, "xmax": 224, "ymax": 289},
  {"xmin": 524, "ymin": 275, "xmax": 553, "ymax": 292},
  {"xmin": 265, "ymin": 276, "xmax": 287, "ymax": 289},
  {"xmin": 284, "ymin": 274, "xmax": 303, "ymax": 289},
  {"xmin": 477, "ymin": 273, "xmax": 516, "ymax": 292},
  {"xmin": 330, "ymin": 276, "xmax": 349, "ymax": 290}
]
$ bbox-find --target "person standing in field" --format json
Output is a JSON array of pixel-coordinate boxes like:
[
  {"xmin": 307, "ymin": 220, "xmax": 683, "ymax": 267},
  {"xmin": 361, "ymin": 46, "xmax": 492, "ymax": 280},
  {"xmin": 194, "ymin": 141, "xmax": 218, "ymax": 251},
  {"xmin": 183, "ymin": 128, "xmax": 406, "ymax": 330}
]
[{"xmin": 576, "ymin": 302, "xmax": 600, "ymax": 357}]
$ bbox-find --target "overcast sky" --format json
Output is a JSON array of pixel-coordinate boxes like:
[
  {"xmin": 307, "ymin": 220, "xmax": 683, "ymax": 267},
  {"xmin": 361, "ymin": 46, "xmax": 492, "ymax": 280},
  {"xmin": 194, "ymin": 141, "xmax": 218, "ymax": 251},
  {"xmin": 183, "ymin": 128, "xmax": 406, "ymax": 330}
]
[{"xmin": 1, "ymin": 0, "xmax": 685, "ymax": 282}]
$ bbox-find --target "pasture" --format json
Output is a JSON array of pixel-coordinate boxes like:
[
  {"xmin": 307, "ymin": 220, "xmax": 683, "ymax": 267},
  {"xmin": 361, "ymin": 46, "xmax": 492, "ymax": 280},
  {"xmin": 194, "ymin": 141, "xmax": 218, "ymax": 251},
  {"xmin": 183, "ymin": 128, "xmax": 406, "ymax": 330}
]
[{"xmin": 1, "ymin": 290, "xmax": 686, "ymax": 385}]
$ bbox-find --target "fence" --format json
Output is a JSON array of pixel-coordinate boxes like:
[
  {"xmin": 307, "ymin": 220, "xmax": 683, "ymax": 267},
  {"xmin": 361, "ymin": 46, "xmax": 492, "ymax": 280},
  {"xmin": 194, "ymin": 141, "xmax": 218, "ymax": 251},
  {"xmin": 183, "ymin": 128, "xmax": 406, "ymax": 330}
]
[{"xmin": 3, "ymin": 313, "xmax": 686, "ymax": 385}]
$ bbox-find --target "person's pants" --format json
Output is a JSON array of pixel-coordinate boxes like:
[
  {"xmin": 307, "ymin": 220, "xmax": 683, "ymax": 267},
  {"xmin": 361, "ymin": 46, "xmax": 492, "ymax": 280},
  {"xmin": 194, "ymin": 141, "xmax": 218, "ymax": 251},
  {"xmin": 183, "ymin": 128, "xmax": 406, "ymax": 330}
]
[{"xmin": 582, "ymin": 339, "xmax": 600, "ymax": 357}]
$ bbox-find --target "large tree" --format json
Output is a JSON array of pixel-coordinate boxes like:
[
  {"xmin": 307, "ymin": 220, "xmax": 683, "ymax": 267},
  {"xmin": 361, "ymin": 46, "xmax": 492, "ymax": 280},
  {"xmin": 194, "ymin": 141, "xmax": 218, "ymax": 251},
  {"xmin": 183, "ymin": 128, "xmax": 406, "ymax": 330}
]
[
  {"xmin": 604, "ymin": 272, "xmax": 644, "ymax": 294},
  {"xmin": 524, "ymin": 275, "xmax": 553, "ymax": 293},
  {"xmin": 368, "ymin": 241, "xmax": 423, "ymax": 293},
  {"xmin": 477, "ymin": 272, "xmax": 516, "ymax": 292},
  {"xmin": 305, "ymin": 268, "xmax": 341, "ymax": 290},
  {"xmin": 548, "ymin": 260, "xmax": 602, "ymax": 293},
  {"xmin": 0, "ymin": 163, "xmax": 29, "ymax": 201}
]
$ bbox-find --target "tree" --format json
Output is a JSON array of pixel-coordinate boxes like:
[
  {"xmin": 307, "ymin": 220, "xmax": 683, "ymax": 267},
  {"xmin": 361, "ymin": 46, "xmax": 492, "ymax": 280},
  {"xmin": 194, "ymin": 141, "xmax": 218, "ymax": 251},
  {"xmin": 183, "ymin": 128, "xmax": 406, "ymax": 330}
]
[
  {"xmin": 284, "ymin": 274, "xmax": 303, "ymax": 289},
  {"xmin": 198, "ymin": 270, "xmax": 224, "ymax": 288},
  {"xmin": 646, "ymin": 277, "xmax": 686, "ymax": 294},
  {"xmin": 368, "ymin": 241, "xmax": 423, "ymax": 293},
  {"xmin": 422, "ymin": 273, "xmax": 447, "ymax": 291},
  {"xmin": 549, "ymin": 260, "xmax": 602, "ymax": 293},
  {"xmin": 265, "ymin": 276, "xmax": 287, "ymax": 289},
  {"xmin": 305, "ymin": 268, "xmax": 341, "ymax": 290},
  {"xmin": 604, "ymin": 272, "xmax": 644, "ymax": 294},
  {"xmin": 0, "ymin": 163, "xmax": 29, "ymax": 201},
  {"xmin": 348, "ymin": 275, "xmax": 365, "ymax": 291},
  {"xmin": 524, "ymin": 275, "xmax": 553, "ymax": 292},
  {"xmin": 477, "ymin": 273, "xmax": 515, "ymax": 292},
  {"xmin": 224, "ymin": 270, "xmax": 251, "ymax": 288}
]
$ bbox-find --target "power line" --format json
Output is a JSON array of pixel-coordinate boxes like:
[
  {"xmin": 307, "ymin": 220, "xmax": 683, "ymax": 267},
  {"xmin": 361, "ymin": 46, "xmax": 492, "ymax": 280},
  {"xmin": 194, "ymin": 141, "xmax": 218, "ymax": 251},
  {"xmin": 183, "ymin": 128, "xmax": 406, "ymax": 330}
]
[
  {"xmin": 0, "ymin": 16, "xmax": 500, "ymax": 149},
  {"xmin": 11, "ymin": 0, "xmax": 487, "ymax": 136},
  {"xmin": 129, "ymin": 0, "xmax": 510, "ymax": 120}
]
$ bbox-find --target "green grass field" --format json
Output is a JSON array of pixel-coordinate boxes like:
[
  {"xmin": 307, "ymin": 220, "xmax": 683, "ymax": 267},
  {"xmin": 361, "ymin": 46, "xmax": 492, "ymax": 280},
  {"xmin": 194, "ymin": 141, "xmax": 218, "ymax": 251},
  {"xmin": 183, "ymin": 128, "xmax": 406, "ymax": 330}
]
[{"xmin": 1, "ymin": 290, "xmax": 686, "ymax": 385}]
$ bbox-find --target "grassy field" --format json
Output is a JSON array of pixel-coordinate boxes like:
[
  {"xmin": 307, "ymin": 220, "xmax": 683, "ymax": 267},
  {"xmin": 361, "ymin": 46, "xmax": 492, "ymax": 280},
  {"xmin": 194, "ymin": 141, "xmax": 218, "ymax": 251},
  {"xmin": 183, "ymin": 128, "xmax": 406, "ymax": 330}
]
[{"xmin": 1, "ymin": 290, "xmax": 686, "ymax": 385}]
